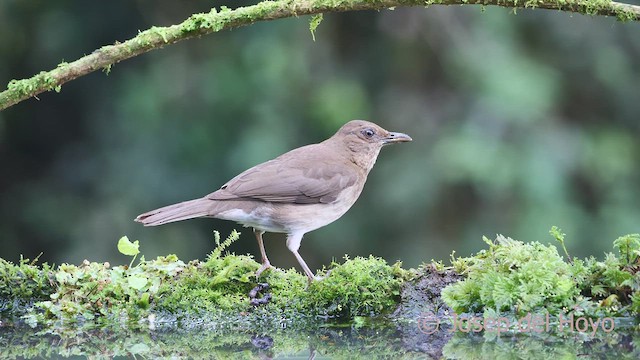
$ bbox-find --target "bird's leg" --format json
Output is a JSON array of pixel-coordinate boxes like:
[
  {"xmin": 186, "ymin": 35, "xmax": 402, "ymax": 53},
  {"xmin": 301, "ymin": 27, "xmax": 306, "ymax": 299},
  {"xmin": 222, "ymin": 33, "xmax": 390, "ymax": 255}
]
[
  {"xmin": 292, "ymin": 249, "xmax": 316, "ymax": 281},
  {"xmin": 286, "ymin": 233, "xmax": 328, "ymax": 282},
  {"xmin": 254, "ymin": 229, "xmax": 273, "ymax": 278}
]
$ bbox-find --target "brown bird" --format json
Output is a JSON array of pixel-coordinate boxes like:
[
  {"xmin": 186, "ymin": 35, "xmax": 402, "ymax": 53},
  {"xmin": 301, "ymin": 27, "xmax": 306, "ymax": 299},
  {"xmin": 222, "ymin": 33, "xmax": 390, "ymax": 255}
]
[{"xmin": 135, "ymin": 120, "xmax": 412, "ymax": 281}]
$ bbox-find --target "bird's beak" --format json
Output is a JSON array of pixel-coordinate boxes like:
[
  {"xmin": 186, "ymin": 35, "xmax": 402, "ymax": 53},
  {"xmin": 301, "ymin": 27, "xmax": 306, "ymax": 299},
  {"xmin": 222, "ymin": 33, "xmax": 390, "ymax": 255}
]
[{"xmin": 382, "ymin": 131, "xmax": 412, "ymax": 145}]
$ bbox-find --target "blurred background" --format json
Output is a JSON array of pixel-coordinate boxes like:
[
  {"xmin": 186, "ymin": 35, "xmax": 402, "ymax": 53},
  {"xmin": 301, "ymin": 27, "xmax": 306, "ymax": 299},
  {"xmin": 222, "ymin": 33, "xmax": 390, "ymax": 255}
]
[{"xmin": 1, "ymin": 1, "xmax": 639, "ymax": 272}]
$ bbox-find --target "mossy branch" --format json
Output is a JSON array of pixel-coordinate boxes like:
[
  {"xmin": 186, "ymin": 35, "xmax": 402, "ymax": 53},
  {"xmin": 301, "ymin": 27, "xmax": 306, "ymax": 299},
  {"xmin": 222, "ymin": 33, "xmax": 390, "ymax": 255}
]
[{"xmin": 1, "ymin": 0, "xmax": 639, "ymax": 111}]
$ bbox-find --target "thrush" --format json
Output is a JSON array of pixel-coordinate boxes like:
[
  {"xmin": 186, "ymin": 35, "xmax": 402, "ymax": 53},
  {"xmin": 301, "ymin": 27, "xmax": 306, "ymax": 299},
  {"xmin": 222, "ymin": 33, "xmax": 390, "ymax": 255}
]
[{"xmin": 135, "ymin": 120, "xmax": 412, "ymax": 281}]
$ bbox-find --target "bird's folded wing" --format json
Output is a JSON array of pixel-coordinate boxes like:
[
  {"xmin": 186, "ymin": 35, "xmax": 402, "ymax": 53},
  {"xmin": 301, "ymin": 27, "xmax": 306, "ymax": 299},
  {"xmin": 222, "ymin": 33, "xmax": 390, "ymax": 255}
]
[{"xmin": 207, "ymin": 157, "xmax": 358, "ymax": 204}]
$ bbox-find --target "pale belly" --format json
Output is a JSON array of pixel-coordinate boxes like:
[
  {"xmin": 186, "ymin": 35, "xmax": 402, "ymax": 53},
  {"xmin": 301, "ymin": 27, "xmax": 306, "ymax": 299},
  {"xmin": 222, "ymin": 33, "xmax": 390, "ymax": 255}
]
[{"xmin": 215, "ymin": 186, "xmax": 362, "ymax": 234}]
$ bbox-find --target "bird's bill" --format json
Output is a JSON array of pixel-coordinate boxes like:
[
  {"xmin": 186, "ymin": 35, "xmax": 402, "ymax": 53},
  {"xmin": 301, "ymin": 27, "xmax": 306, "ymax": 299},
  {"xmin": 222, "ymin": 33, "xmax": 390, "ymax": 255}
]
[{"xmin": 382, "ymin": 132, "xmax": 412, "ymax": 145}]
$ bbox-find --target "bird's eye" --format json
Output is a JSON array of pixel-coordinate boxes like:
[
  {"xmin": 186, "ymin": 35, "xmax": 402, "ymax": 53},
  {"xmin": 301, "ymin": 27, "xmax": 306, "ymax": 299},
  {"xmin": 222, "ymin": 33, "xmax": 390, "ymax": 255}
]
[{"xmin": 362, "ymin": 128, "xmax": 375, "ymax": 138}]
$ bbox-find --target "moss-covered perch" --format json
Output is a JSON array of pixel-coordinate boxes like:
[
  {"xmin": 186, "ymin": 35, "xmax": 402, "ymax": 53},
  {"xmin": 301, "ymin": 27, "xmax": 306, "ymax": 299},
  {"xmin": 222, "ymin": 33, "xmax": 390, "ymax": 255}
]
[
  {"xmin": 2, "ymin": 228, "xmax": 640, "ymax": 357},
  {"xmin": 2, "ymin": 228, "xmax": 640, "ymax": 330},
  {"xmin": 1, "ymin": 0, "xmax": 639, "ymax": 111},
  {"xmin": 1, "ymin": 231, "xmax": 409, "ymax": 329}
]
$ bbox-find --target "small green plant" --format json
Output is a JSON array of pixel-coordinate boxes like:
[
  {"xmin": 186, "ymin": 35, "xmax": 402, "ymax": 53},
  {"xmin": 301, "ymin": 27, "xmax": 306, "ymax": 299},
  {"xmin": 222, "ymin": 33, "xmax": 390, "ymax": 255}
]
[
  {"xmin": 612, "ymin": 233, "xmax": 640, "ymax": 266},
  {"xmin": 309, "ymin": 13, "xmax": 323, "ymax": 41},
  {"xmin": 550, "ymin": 226, "xmax": 572, "ymax": 263},
  {"xmin": 207, "ymin": 229, "xmax": 241, "ymax": 260},
  {"xmin": 117, "ymin": 236, "xmax": 142, "ymax": 268}
]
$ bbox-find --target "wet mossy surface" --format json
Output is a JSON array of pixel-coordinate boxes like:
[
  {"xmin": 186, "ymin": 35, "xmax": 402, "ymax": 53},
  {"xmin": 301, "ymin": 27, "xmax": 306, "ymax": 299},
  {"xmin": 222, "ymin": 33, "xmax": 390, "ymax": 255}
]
[
  {"xmin": 2, "ymin": 229, "xmax": 640, "ymax": 358},
  {"xmin": 2, "ymin": 231, "xmax": 409, "ymax": 330}
]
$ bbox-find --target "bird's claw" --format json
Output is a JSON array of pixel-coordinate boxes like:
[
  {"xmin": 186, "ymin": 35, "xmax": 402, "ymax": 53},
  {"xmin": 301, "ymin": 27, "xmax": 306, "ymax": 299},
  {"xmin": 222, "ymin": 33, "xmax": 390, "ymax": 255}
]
[
  {"xmin": 255, "ymin": 262, "xmax": 271, "ymax": 278},
  {"xmin": 308, "ymin": 269, "xmax": 332, "ymax": 283},
  {"xmin": 256, "ymin": 261, "xmax": 280, "ymax": 279}
]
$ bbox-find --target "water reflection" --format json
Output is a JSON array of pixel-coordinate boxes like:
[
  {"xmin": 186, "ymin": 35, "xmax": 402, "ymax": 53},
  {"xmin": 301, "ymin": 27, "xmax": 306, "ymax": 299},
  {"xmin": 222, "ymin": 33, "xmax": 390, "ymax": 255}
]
[{"xmin": 1, "ymin": 319, "xmax": 638, "ymax": 359}]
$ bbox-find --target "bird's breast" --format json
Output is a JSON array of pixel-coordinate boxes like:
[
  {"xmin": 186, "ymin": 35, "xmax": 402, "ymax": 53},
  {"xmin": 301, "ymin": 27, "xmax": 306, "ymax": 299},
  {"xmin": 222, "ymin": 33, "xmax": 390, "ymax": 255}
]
[{"xmin": 272, "ymin": 182, "xmax": 365, "ymax": 233}]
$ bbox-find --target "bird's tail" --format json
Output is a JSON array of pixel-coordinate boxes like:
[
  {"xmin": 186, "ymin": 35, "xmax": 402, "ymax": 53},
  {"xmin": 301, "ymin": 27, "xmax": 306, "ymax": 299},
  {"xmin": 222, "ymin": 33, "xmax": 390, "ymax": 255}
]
[{"xmin": 135, "ymin": 198, "xmax": 212, "ymax": 226}]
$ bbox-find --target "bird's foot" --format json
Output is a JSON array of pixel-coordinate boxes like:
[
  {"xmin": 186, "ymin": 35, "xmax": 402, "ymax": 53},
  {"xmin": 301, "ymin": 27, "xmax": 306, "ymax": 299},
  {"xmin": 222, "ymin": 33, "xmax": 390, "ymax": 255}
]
[
  {"xmin": 255, "ymin": 261, "xmax": 275, "ymax": 279},
  {"xmin": 307, "ymin": 269, "xmax": 332, "ymax": 283}
]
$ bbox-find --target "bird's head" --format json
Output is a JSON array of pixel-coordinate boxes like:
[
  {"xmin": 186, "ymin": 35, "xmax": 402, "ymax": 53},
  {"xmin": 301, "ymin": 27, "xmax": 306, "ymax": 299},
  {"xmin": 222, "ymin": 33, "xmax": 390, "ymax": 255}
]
[{"xmin": 329, "ymin": 120, "xmax": 412, "ymax": 171}]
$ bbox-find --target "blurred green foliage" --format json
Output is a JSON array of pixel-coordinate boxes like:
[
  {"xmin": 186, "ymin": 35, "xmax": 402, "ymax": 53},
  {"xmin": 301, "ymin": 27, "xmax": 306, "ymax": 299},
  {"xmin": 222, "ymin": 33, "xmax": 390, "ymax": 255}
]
[{"xmin": 0, "ymin": 1, "xmax": 639, "ymax": 271}]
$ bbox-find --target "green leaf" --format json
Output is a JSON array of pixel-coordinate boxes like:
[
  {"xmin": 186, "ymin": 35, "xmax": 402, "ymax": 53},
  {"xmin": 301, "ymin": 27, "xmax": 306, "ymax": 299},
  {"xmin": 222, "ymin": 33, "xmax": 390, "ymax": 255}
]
[
  {"xmin": 128, "ymin": 275, "xmax": 148, "ymax": 290},
  {"xmin": 117, "ymin": 236, "xmax": 140, "ymax": 256}
]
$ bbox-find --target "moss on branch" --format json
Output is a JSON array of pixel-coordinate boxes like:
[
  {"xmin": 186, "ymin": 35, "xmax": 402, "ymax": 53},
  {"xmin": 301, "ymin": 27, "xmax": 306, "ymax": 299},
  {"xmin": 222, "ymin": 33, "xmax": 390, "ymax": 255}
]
[{"xmin": 1, "ymin": 0, "xmax": 639, "ymax": 111}]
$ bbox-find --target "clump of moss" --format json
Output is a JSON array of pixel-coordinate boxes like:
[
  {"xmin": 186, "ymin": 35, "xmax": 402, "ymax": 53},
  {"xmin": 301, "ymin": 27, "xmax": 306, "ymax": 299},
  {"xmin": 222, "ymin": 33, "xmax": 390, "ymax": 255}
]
[
  {"xmin": 305, "ymin": 255, "xmax": 406, "ymax": 318},
  {"xmin": 155, "ymin": 230, "xmax": 406, "ymax": 319},
  {"xmin": 442, "ymin": 230, "xmax": 640, "ymax": 319},
  {"xmin": 155, "ymin": 230, "xmax": 260, "ymax": 313},
  {"xmin": 257, "ymin": 265, "xmax": 309, "ymax": 312},
  {"xmin": 441, "ymin": 235, "xmax": 580, "ymax": 316},
  {"xmin": 0, "ymin": 256, "xmax": 54, "ymax": 300},
  {"xmin": 153, "ymin": 230, "xmax": 311, "ymax": 318},
  {"xmin": 156, "ymin": 252, "xmax": 406, "ymax": 320},
  {"xmin": 576, "ymin": 233, "xmax": 640, "ymax": 316},
  {"xmin": 0, "ymin": 255, "xmax": 54, "ymax": 315},
  {"xmin": 32, "ymin": 253, "xmax": 188, "ymax": 325}
]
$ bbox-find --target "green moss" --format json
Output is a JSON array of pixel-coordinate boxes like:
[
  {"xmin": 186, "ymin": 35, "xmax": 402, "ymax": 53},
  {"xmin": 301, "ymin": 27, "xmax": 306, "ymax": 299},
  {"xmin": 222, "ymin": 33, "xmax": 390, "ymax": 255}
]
[
  {"xmin": 6, "ymin": 71, "xmax": 59, "ymax": 98},
  {"xmin": 442, "ymin": 235, "xmax": 579, "ymax": 316},
  {"xmin": 615, "ymin": 7, "xmax": 638, "ymax": 22},
  {"xmin": 576, "ymin": 253, "xmax": 640, "ymax": 316},
  {"xmin": 305, "ymin": 255, "xmax": 406, "ymax": 317},
  {"xmin": 0, "ymin": 259, "xmax": 55, "ymax": 310},
  {"xmin": 152, "ymin": 230, "xmax": 406, "ymax": 319},
  {"xmin": 32, "ymin": 254, "xmax": 189, "ymax": 324},
  {"xmin": 442, "ymin": 229, "xmax": 640, "ymax": 319},
  {"xmin": 181, "ymin": 12, "xmax": 216, "ymax": 32},
  {"xmin": 12, "ymin": 230, "xmax": 404, "ymax": 328},
  {"xmin": 155, "ymin": 252, "xmax": 404, "ymax": 319},
  {"xmin": 178, "ymin": 2, "xmax": 274, "ymax": 35},
  {"xmin": 155, "ymin": 254, "xmax": 258, "ymax": 313},
  {"xmin": 6, "ymin": 227, "xmax": 640, "ymax": 332}
]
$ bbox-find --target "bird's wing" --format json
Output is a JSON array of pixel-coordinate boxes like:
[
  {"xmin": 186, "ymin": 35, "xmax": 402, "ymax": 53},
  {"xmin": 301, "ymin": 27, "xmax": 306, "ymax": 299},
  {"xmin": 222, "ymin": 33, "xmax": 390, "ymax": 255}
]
[{"xmin": 207, "ymin": 145, "xmax": 359, "ymax": 204}]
